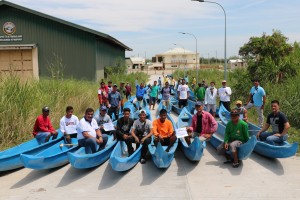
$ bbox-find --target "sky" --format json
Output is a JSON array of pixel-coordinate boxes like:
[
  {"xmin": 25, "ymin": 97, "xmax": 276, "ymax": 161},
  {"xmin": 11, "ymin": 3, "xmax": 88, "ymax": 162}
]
[{"xmin": 8, "ymin": 0, "xmax": 300, "ymax": 59}]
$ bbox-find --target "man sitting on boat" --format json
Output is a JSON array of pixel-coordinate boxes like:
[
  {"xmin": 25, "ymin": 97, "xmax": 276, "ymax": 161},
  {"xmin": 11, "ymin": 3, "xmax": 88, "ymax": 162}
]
[
  {"xmin": 153, "ymin": 109, "xmax": 177, "ymax": 152},
  {"xmin": 131, "ymin": 109, "xmax": 153, "ymax": 164},
  {"xmin": 256, "ymin": 100, "xmax": 290, "ymax": 145},
  {"xmin": 94, "ymin": 105, "xmax": 113, "ymax": 136},
  {"xmin": 32, "ymin": 106, "xmax": 58, "ymax": 144},
  {"xmin": 115, "ymin": 108, "xmax": 135, "ymax": 156},
  {"xmin": 186, "ymin": 101, "xmax": 218, "ymax": 144},
  {"xmin": 59, "ymin": 106, "xmax": 79, "ymax": 144},
  {"xmin": 77, "ymin": 108, "xmax": 108, "ymax": 154},
  {"xmin": 234, "ymin": 100, "xmax": 248, "ymax": 123},
  {"xmin": 217, "ymin": 109, "xmax": 249, "ymax": 168}
]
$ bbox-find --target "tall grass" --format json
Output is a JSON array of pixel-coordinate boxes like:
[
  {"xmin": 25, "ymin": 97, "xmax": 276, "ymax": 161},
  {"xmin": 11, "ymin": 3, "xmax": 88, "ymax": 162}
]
[{"xmin": 0, "ymin": 72, "xmax": 149, "ymax": 150}]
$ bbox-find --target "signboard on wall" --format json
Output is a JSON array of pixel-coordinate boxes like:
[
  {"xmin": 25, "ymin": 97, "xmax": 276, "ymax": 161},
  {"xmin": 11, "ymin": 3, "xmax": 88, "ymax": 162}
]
[{"xmin": 0, "ymin": 22, "xmax": 23, "ymax": 42}]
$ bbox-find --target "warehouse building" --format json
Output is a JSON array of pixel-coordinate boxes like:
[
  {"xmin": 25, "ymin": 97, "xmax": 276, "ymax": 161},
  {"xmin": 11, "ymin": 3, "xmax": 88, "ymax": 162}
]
[{"xmin": 0, "ymin": 0, "xmax": 132, "ymax": 81}]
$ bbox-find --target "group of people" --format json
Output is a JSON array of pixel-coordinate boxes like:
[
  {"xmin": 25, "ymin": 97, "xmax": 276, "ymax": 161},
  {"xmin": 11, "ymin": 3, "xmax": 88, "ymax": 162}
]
[{"xmin": 31, "ymin": 75, "xmax": 290, "ymax": 168}]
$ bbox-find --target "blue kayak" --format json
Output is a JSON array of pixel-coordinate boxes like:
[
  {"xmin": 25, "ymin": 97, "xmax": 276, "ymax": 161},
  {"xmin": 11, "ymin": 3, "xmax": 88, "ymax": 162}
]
[
  {"xmin": 0, "ymin": 131, "xmax": 63, "ymax": 171},
  {"xmin": 148, "ymin": 114, "xmax": 178, "ymax": 168},
  {"xmin": 209, "ymin": 122, "xmax": 257, "ymax": 160},
  {"xmin": 68, "ymin": 134, "xmax": 117, "ymax": 169},
  {"xmin": 20, "ymin": 138, "xmax": 79, "ymax": 170},
  {"xmin": 109, "ymin": 141, "xmax": 142, "ymax": 172},
  {"xmin": 177, "ymin": 107, "xmax": 206, "ymax": 161}
]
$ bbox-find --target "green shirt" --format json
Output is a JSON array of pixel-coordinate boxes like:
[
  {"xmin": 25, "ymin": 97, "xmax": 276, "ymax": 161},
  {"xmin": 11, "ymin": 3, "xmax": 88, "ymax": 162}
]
[
  {"xmin": 119, "ymin": 87, "xmax": 125, "ymax": 99},
  {"xmin": 194, "ymin": 87, "xmax": 206, "ymax": 101},
  {"xmin": 150, "ymin": 85, "xmax": 159, "ymax": 97},
  {"xmin": 224, "ymin": 120, "xmax": 249, "ymax": 143}
]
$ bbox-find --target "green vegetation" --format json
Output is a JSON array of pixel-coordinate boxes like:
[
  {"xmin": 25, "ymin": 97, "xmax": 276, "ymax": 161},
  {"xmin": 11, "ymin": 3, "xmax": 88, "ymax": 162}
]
[{"xmin": 0, "ymin": 72, "xmax": 149, "ymax": 151}]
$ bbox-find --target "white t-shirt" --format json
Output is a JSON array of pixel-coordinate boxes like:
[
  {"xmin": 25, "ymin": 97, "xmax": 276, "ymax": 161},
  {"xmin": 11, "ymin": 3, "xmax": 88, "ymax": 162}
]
[
  {"xmin": 218, "ymin": 86, "xmax": 232, "ymax": 102},
  {"xmin": 177, "ymin": 84, "xmax": 190, "ymax": 99},
  {"xmin": 77, "ymin": 118, "xmax": 99, "ymax": 140},
  {"xmin": 59, "ymin": 115, "xmax": 79, "ymax": 135}
]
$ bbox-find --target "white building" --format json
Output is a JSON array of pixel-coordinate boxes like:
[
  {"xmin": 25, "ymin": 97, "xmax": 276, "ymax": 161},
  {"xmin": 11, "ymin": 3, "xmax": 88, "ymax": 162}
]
[
  {"xmin": 228, "ymin": 59, "xmax": 246, "ymax": 70},
  {"xmin": 151, "ymin": 48, "xmax": 199, "ymax": 70},
  {"xmin": 125, "ymin": 57, "xmax": 146, "ymax": 70}
]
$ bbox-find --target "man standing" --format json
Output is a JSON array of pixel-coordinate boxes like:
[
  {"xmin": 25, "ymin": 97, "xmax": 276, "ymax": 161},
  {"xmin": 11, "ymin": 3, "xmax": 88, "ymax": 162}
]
[
  {"xmin": 32, "ymin": 106, "xmax": 58, "ymax": 144},
  {"xmin": 125, "ymin": 82, "xmax": 132, "ymax": 100},
  {"xmin": 186, "ymin": 101, "xmax": 218, "ymax": 144},
  {"xmin": 153, "ymin": 109, "xmax": 177, "ymax": 152},
  {"xmin": 149, "ymin": 80, "xmax": 159, "ymax": 110},
  {"xmin": 158, "ymin": 77, "xmax": 162, "ymax": 88},
  {"xmin": 217, "ymin": 109, "xmax": 249, "ymax": 168},
  {"xmin": 235, "ymin": 100, "xmax": 248, "ymax": 123},
  {"xmin": 107, "ymin": 84, "xmax": 122, "ymax": 120},
  {"xmin": 77, "ymin": 108, "xmax": 108, "ymax": 154},
  {"xmin": 194, "ymin": 83, "xmax": 206, "ymax": 104},
  {"xmin": 131, "ymin": 110, "xmax": 153, "ymax": 164},
  {"xmin": 161, "ymin": 81, "xmax": 171, "ymax": 109},
  {"xmin": 218, "ymin": 80, "xmax": 232, "ymax": 111},
  {"xmin": 244, "ymin": 78, "xmax": 266, "ymax": 127},
  {"xmin": 115, "ymin": 108, "xmax": 135, "ymax": 156},
  {"xmin": 177, "ymin": 79, "xmax": 190, "ymax": 108},
  {"xmin": 94, "ymin": 105, "xmax": 113, "ymax": 135},
  {"xmin": 256, "ymin": 100, "xmax": 290, "ymax": 145},
  {"xmin": 133, "ymin": 83, "xmax": 148, "ymax": 110},
  {"xmin": 107, "ymin": 81, "xmax": 113, "ymax": 93},
  {"xmin": 205, "ymin": 81, "xmax": 218, "ymax": 117},
  {"xmin": 98, "ymin": 81, "xmax": 109, "ymax": 106},
  {"xmin": 118, "ymin": 82, "xmax": 126, "ymax": 110},
  {"xmin": 59, "ymin": 106, "xmax": 79, "ymax": 144}
]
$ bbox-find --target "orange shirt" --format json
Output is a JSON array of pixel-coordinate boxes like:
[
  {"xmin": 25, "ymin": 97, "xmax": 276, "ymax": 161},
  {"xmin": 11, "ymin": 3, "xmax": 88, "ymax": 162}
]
[{"xmin": 153, "ymin": 118, "xmax": 174, "ymax": 138}]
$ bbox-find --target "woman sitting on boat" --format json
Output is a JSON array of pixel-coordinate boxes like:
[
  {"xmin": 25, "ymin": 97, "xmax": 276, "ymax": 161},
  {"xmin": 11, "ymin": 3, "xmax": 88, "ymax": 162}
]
[
  {"xmin": 152, "ymin": 109, "xmax": 177, "ymax": 152},
  {"xmin": 256, "ymin": 100, "xmax": 290, "ymax": 145},
  {"xmin": 217, "ymin": 109, "xmax": 249, "ymax": 168},
  {"xmin": 131, "ymin": 109, "xmax": 153, "ymax": 164},
  {"xmin": 186, "ymin": 101, "xmax": 218, "ymax": 145}
]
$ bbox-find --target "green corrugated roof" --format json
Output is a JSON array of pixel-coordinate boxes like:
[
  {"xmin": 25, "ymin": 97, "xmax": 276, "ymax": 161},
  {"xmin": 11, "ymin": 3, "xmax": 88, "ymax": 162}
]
[{"xmin": 0, "ymin": 0, "xmax": 132, "ymax": 51}]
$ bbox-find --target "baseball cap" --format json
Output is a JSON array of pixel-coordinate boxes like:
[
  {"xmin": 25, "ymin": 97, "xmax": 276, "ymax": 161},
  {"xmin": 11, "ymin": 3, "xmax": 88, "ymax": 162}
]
[
  {"xmin": 100, "ymin": 106, "xmax": 107, "ymax": 111},
  {"xmin": 42, "ymin": 106, "xmax": 50, "ymax": 112},
  {"xmin": 236, "ymin": 100, "xmax": 242, "ymax": 105},
  {"xmin": 139, "ymin": 109, "xmax": 146, "ymax": 114},
  {"xmin": 222, "ymin": 80, "xmax": 227, "ymax": 83},
  {"xmin": 195, "ymin": 101, "xmax": 204, "ymax": 107},
  {"xmin": 113, "ymin": 84, "xmax": 117, "ymax": 87}
]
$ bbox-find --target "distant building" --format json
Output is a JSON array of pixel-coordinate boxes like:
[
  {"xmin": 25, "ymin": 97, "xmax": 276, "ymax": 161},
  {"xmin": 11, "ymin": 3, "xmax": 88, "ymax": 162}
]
[
  {"xmin": 125, "ymin": 57, "xmax": 145, "ymax": 70},
  {"xmin": 0, "ymin": 1, "xmax": 131, "ymax": 81},
  {"xmin": 150, "ymin": 48, "xmax": 199, "ymax": 71},
  {"xmin": 228, "ymin": 59, "xmax": 246, "ymax": 70}
]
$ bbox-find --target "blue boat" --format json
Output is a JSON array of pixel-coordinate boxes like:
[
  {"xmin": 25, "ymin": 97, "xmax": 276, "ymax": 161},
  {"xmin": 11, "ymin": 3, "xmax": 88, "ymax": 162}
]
[
  {"xmin": 247, "ymin": 123, "xmax": 298, "ymax": 158},
  {"xmin": 188, "ymin": 90, "xmax": 196, "ymax": 101},
  {"xmin": 177, "ymin": 107, "xmax": 206, "ymax": 161},
  {"xmin": 157, "ymin": 101, "xmax": 172, "ymax": 113},
  {"xmin": 148, "ymin": 114, "xmax": 178, "ymax": 168},
  {"xmin": 209, "ymin": 122, "xmax": 257, "ymax": 160},
  {"xmin": 68, "ymin": 134, "xmax": 117, "ymax": 169},
  {"xmin": 20, "ymin": 138, "xmax": 79, "ymax": 170},
  {"xmin": 109, "ymin": 141, "xmax": 142, "ymax": 171},
  {"xmin": 0, "ymin": 131, "xmax": 63, "ymax": 171},
  {"xmin": 218, "ymin": 104, "xmax": 231, "ymax": 125}
]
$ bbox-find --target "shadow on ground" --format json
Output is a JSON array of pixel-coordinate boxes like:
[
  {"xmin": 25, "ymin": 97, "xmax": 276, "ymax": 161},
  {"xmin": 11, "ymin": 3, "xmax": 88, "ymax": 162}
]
[
  {"xmin": 250, "ymin": 152, "xmax": 284, "ymax": 175},
  {"xmin": 205, "ymin": 144, "xmax": 243, "ymax": 175},
  {"xmin": 98, "ymin": 163, "xmax": 128, "ymax": 190},
  {"xmin": 140, "ymin": 156, "xmax": 167, "ymax": 186},
  {"xmin": 11, "ymin": 166, "xmax": 63, "ymax": 189},
  {"xmin": 57, "ymin": 165, "xmax": 98, "ymax": 187}
]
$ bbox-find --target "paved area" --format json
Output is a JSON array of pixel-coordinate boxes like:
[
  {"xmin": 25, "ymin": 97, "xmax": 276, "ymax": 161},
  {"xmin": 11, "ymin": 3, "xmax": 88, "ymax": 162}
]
[{"xmin": 1, "ymin": 74, "xmax": 300, "ymax": 200}]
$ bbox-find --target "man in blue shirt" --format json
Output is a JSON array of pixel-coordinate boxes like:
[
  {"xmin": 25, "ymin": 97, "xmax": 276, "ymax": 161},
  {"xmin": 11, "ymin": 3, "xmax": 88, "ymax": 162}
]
[
  {"xmin": 149, "ymin": 81, "xmax": 159, "ymax": 110},
  {"xmin": 108, "ymin": 84, "xmax": 122, "ymax": 120},
  {"xmin": 133, "ymin": 83, "xmax": 148, "ymax": 110},
  {"xmin": 245, "ymin": 78, "xmax": 266, "ymax": 127}
]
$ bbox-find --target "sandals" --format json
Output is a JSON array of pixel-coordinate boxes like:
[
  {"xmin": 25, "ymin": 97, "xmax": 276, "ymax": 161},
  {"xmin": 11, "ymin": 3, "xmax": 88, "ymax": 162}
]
[{"xmin": 232, "ymin": 162, "xmax": 240, "ymax": 168}]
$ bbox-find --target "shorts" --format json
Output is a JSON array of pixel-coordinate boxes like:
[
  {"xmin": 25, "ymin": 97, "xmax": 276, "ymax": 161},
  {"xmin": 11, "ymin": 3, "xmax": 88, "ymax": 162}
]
[
  {"xmin": 149, "ymin": 96, "xmax": 156, "ymax": 105},
  {"xmin": 206, "ymin": 104, "xmax": 216, "ymax": 112},
  {"xmin": 217, "ymin": 140, "xmax": 242, "ymax": 154},
  {"xmin": 179, "ymin": 99, "xmax": 188, "ymax": 107}
]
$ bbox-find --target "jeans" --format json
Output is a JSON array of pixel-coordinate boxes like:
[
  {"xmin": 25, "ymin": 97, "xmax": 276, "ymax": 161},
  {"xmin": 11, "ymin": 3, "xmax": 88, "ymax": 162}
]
[
  {"xmin": 108, "ymin": 106, "xmax": 119, "ymax": 120},
  {"xmin": 259, "ymin": 132, "xmax": 288, "ymax": 145},
  {"xmin": 35, "ymin": 132, "xmax": 51, "ymax": 144},
  {"xmin": 78, "ymin": 134, "xmax": 108, "ymax": 154}
]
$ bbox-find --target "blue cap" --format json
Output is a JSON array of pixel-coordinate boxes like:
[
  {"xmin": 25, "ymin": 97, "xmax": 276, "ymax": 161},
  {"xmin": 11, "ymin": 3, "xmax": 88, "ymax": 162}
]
[
  {"xmin": 100, "ymin": 106, "xmax": 107, "ymax": 111},
  {"xmin": 195, "ymin": 101, "xmax": 204, "ymax": 106}
]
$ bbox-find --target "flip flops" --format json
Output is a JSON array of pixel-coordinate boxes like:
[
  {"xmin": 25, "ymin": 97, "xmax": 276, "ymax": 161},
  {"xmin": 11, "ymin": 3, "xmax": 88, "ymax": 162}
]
[{"xmin": 232, "ymin": 162, "xmax": 240, "ymax": 168}]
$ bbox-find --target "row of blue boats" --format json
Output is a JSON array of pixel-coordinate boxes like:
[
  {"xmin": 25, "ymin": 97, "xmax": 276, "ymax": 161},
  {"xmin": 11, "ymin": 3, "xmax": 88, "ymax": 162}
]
[{"xmin": 0, "ymin": 94, "xmax": 298, "ymax": 173}]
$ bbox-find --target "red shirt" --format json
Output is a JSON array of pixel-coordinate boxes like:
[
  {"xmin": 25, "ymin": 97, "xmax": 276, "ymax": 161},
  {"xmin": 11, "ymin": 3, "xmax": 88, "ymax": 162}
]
[{"xmin": 32, "ymin": 115, "xmax": 55, "ymax": 137}]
